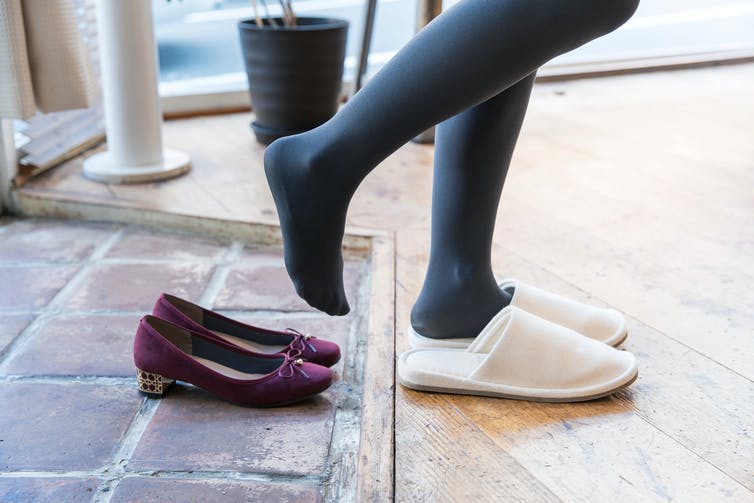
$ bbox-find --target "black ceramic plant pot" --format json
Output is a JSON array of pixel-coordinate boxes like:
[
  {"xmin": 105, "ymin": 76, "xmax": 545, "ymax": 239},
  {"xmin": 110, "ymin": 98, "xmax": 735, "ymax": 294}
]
[{"xmin": 238, "ymin": 17, "xmax": 349, "ymax": 144}]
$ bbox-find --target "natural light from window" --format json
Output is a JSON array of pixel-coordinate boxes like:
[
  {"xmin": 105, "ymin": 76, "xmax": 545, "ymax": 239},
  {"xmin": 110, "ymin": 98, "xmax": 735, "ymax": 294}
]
[{"xmin": 154, "ymin": 0, "xmax": 754, "ymax": 106}]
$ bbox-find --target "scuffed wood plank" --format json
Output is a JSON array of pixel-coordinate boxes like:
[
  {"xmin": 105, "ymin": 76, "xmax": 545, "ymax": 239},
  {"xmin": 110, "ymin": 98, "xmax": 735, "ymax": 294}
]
[
  {"xmin": 357, "ymin": 234, "xmax": 397, "ymax": 502},
  {"xmin": 486, "ymin": 246, "xmax": 754, "ymax": 495},
  {"xmin": 396, "ymin": 389, "xmax": 562, "ymax": 503},
  {"xmin": 394, "ymin": 255, "xmax": 560, "ymax": 503},
  {"xmin": 455, "ymin": 393, "xmax": 754, "ymax": 503}
]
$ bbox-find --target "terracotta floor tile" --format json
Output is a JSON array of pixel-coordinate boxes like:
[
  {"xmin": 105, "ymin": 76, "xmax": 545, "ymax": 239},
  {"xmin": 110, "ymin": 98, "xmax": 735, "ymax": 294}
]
[
  {"xmin": 0, "ymin": 265, "xmax": 79, "ymax": 310},
  {"xmin": 213, "ymin": 263, "xmax": 315, "ymax": 312},
  {"xmin": 0, "ymin": 219, "xmax": 116, "ymax": 262},
  {"xmin": 0, "ymin": 383, "xmax": 142, "ymax": 471},
  {"xmin": 106, "ymin": 228, "xmax": 229, "ymax": 261},
  {"xmin": 0, "ymin": 314, "xmax": 34, "ymax": 353},
  {"xmin": 4, "ymin": 314, "xmax": 139, "ymax": 377},
  {"xmin": 213, "ymin": 259, "xmax": 363, "ymax": 312},
  {"xmin": 0, "ymin": 477, "xmax": 99, "ymax": 503},
  {"xmin": 110, "ymin": 477, "xmax": 320, "ymax": 503},
  {"xmin": 64, "ymin": 263, "xmax": 214, "ymax": 311},
  {"xmin": 129, "ymin": 386, "xmax": 334, "ymax": 475}
]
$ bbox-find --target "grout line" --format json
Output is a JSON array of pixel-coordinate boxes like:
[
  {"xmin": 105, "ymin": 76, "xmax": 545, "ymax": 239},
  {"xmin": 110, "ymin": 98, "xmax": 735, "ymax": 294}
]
[
  {"xmin": 0, "ymin": 471, "xmax": 104, "ymax": 479},
  {"xmin": 390, "ymin": 235, "xmax": 398, "ymax": 503},
  {"xmin": 87, "ymin": 228, "xmax": 126, "ymax": 262},
  {"xmin": 0, "ymin": 308, "xmax": 145, "ymax": 317},
  {"xmin": 42, "ymin": 230, "xmax": 124, "ymax": 313},
  {"xmin": 0, "ymin": 308, "xmax": 44, "ymax": 316},
  {"xmin": 90, "ymin": 398, "xmax": 161, "ymax": 503},
  {"xmin": 1, "ymin": 375, "xmax": 134, "ymax": 385},
  {"xmin": 0, "ymin": 313, "xmax": 47, "ymax": 366},
  {"xmin": 0, "ymin": 468, "xmax": 322, "ymax": 485},
  {"xmin": 97, "ymin": 256, "xmax": 232, "ymax": 265},
  {"xmin": 119, "ymin": 471, "xmax": 324, "ymax": 485},
  {"xmin": 322, "ymin": 261, "xmax": 372, "ymax": 503},
  {"xmin": 0, "ymin": 260, "xmax": 93, "ymax": 267},
  {"xmin": 0, "ymin": 256, "xmax": 245, "ymax": 268},
  {"xmin": 198, "ymin": 241, "xmax": 245, "ymax": 306}
]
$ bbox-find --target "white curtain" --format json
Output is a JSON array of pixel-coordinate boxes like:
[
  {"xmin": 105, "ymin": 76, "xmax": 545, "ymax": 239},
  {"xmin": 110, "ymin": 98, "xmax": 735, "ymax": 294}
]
[
  {"xmin": 1, "ymin": 0, "xmax": 104, "ymax": 183},
  {"xmin": 0, "ymin": 0, "xmax": 95, "ymax": 119}
]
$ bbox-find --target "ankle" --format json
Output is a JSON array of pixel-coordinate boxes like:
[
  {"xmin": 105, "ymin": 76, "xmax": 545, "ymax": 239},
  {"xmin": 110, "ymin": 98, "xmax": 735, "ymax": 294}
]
[{"xmin": 410, "ymin": 273, "xmax": 510, "ymax": 339}]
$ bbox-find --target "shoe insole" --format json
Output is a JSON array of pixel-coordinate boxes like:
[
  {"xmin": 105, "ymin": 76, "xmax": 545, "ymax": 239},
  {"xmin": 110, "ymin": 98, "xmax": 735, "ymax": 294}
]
[
  {"xmin": 404, "ymin": 350, "xmax": 483, "ymax": 378},
  {"xmin": 192, "ymin": 355, "xmax": 269, "ymax": 380},
  {"xmin": 210, "ymin": 330, "xmax": 289, "ymax": 355}
]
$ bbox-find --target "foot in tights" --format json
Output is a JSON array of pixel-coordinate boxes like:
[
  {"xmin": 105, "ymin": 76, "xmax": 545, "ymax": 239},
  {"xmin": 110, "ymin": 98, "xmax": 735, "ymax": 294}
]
[{"xmin": 264, "ymin": 0, "xmax": 640, "ymax": 316}]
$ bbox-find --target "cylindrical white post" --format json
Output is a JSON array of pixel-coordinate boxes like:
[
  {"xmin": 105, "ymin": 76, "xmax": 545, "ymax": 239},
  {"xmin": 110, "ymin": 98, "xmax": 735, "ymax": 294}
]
[{"xmin": 83, "ymin": 0, "xmax": 190, "ymax": 183}]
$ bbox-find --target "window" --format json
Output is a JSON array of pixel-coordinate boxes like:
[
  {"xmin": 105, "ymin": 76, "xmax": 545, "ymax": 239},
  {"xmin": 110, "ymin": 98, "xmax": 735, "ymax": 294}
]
[
  {"xmin": 152, "ymin": 0, "xmax": 754, "ymax": 112},
  {"xmin": 155, "ymin": 0, "xmax": 418, "ymax": 114}
]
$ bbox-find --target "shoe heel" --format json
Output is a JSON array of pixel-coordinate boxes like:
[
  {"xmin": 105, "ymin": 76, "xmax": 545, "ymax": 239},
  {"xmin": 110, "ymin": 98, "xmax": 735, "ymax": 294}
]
[{"xmin": 136, "ymin": 368, "xmax": 175, "ymax": 398}]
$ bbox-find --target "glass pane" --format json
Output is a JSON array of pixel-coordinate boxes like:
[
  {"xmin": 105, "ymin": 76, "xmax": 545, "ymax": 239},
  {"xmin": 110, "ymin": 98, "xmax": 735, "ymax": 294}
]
[
  {"xmin": 154, "ymin": 0, "xmax": 416, "ymax": 94},
  {"xmin": 154, "ymin": 0, "xmax": 754, "ymax": 96}
]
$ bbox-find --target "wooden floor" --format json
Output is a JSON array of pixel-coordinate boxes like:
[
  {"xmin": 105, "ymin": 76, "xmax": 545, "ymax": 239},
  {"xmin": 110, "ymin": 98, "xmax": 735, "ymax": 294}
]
[{"xmin": 16, "ymin": 63, "xmax": 754, "ymax": 502}]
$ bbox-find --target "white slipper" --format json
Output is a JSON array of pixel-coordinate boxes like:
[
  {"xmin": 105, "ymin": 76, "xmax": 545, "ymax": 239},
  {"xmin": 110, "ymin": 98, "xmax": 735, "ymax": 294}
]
[
  {"xmin": 398, "ymin": 306, "xmax": 638, "ymax": 402},
  {"xmin": 408, "ymin": 278, "xmax": 627, "ymax": 349}
]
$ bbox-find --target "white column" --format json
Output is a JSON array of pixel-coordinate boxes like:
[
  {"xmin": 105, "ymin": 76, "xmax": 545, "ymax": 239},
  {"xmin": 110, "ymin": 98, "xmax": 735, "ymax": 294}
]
[
  {"xmin": 0, "ymin": 119, "xmax": 17, "ymax": 213},
  {"xmin": 83, "ymin": 0, "xmax": 190, "ymax": 183}
]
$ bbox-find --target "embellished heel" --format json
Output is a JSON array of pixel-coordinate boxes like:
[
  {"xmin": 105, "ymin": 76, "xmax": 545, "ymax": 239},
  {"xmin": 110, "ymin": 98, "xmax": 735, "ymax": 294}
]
[{"xmin": 136, "ymin": 369, "xmax": 175, "ymax": 398}]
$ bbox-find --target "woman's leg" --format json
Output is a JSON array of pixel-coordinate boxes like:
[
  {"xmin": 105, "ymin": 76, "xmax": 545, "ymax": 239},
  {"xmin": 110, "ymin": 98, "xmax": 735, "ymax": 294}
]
[
  {"xmin": 411, "ymin": 73, "xmax": 536, "ymax": 339},
  {"xmin": 264, "ymin": 0, "xmax": 640, "ymax": 315}
]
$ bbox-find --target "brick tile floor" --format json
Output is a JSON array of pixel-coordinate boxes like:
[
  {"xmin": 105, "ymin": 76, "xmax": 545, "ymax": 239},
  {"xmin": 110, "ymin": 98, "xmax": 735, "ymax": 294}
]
[
  {"xmin": 105, "ymin": 228, "xmax": 229, "ymax": 261},
  {"xmin": 214, "ymin": 252, "xmax": 363, "ymax": 312},
  {"xmin": 129, "ymin": 386, "xmax": 334, "ymax": 474},
  {"xmin": 0, "ymin": 219, "xmax": 115, "ymax": 262},
  {"xmin": 0, "ymin": 383, "xmax": 142, "ymax": 471},
  {"xmin": 0, "ymin": 217, "xmax": 369, "ymax": 502},
  {"xmin": 4, "ymin": 314, "xmax": 139, "ymax": 376},
  {"xmin": 0, "ymin": 265, "xmax": 80, "ymax": 310},
  {"xmin": 64, "ymin": 262, "xmax": 215, "ymax": 311},
  {"xmin": 109, "ymin": 477, "xmax": 321, "ymax": 503},
  {"xmin": 0, "ymin": 478, "xmax": 100, "ymax": 502}
]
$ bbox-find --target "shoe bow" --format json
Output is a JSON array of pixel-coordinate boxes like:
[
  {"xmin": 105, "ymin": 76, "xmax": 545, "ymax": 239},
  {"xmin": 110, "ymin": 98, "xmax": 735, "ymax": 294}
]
[
  {"xmin": 285, "ymin": 328, "xmax": 319, "ymax": 358},
  {"xmin": 277, "ymin": 355, "xmax": 310, "ymax": 379}
]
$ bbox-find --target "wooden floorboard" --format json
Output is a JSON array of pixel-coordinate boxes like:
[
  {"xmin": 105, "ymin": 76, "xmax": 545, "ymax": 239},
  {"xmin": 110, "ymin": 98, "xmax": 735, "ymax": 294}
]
[
  {"xmin": 14, "ymin": 63, "xmax": 754, "ymax": 502},
  {"xmin": 488, "ymin": 246, "xmax": 754, "ymax": 496}
]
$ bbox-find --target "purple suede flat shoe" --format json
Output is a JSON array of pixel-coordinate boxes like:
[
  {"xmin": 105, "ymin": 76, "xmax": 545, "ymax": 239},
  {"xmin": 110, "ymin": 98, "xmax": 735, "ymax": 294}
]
[
  {"xmin": 152, "ymin": 293, "xmax": 341, "ymax": 367},
  {"xmin": 134, "ymin": 315, "xmax": 333, "ymax": 407}
]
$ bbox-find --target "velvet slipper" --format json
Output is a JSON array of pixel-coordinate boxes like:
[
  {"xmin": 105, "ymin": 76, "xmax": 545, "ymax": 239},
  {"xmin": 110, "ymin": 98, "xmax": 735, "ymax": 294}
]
[
  {"xmin": 152, "ymin": 293, "xmax": 341, "ymax": 367},
  {"xmin": 134, "ymin": 315, "xmax": 333, "ymax": 407},
  {"xmin": 409, "ymin": 278, "xmax": 627, "ymax": 349},
  {"xmin": 398, "ymin": 305, "xmax": 637, "ymax": 402}
]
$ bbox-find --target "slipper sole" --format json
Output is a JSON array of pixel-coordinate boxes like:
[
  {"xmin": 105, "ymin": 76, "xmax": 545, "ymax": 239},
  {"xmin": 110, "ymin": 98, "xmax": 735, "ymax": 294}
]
[{"xmin": 398, "ymin": 369, "xmax": 638, "ymax": 403}]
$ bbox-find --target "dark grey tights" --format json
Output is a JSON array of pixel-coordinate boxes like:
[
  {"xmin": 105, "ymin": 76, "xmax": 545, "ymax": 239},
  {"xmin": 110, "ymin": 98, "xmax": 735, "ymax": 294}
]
[{"xmin": 264, "ymin": 0, "xmax": 640, "ymax": 338}]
